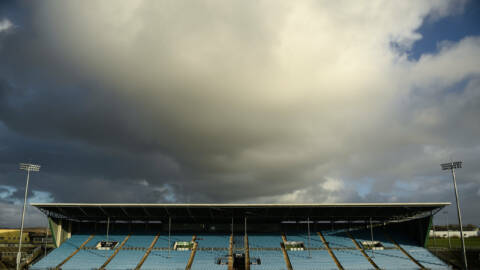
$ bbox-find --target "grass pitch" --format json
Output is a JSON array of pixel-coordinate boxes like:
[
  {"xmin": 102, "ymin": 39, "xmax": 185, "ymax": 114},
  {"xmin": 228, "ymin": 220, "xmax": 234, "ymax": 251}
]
[{"xmin": 426, "ymin": 237, "xmax": 480, "ymax": 249}]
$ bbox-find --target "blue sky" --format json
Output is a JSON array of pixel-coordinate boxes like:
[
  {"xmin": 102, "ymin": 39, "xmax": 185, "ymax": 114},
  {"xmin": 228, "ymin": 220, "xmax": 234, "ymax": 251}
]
[{"xmin": 411, "ymin": 0, "xmax": 480, "ymax": 59}]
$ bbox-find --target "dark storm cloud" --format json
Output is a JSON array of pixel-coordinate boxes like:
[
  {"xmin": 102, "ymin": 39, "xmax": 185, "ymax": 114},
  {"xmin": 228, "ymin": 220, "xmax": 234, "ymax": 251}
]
[{"xmin": 0, "ymin": 0, "xmax": 480, "ymax": 227}]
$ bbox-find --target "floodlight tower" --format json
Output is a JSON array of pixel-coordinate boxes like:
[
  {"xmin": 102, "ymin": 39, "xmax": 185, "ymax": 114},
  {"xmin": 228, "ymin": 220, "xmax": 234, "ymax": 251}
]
[
  {"xmin": 17, "ymin": 163, "xmax": 41, "ymax": 270},
  {"xmin": 441, "ymin": 161, "xmax": 467, "ymax": 269}
]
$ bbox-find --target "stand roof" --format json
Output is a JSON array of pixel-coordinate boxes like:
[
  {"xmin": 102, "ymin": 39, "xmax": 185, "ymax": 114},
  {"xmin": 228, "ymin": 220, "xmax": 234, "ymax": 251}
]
[{"xmin": 32, "ymin": 203, "xmax": 449, "ymax": 223}]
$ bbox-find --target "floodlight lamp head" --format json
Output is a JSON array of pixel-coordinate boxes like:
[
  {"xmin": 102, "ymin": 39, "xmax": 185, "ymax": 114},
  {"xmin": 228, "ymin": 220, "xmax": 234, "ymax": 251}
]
[
  {"xmin": 441, "ymin": 161, "xmax": 462, "ymax": 170},
  {"xmin": 19, "ymin": 163, "xmax": 41, "ymax": 172}
]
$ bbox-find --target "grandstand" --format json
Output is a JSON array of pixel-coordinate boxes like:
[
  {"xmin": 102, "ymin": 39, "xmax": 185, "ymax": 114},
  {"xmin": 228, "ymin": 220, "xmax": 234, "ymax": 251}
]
[{"xmin": 29, "ymin": 203, "xmax": 451, "ymax": 269}]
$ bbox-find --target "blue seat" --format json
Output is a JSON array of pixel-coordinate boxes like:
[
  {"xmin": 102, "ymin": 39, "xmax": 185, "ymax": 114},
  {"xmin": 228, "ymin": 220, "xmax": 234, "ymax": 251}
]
[
  {"xmin": 106, "ymin": 234, "xmax": 154, "ymax": 269},
  {"xmin": 284, "ymin": 233, "xmax": 323, "ymax": 248},
  {"xmin": 61, "ymin": 234, "xmax": 128, "ymax": 269},
  {"xmin": 286, "ymin": 232, "xmax": 369, "ymax": 270},
  {"xmin": 123, "ymin": 234, "xmax": 155, "ymax": 248},
  {"xmin": 369, "ymin": 249, "xmax": 419, "ymax": 269},
  {"xmin": 191, "ymin": 250, "xmax": 226, "ymax": 270},
  {"xmin": 196, "ymin": 234, "xmax": 229, "ymax": 248},
  {"xmin": 351, "ymin": 228, "xmax": 396, "ymax": 248},
  {"xmin": 247, "ymin": 234, "xmax": 286, "ymax": 270},
  {"xmin": 31, "ymin": 235, "xmax": 89, "ymax": 269},
  {"xmin": 288, "ymin": 250, "xmax": 338, "ymax": 270},
  {"xmin": 190, "ymin": 234, "xmax": 229, "ymax": 269},
  {"xmin": 390, "ymin": 231, "xmax": 449, "ymax": 269},
  {"xmin": 250, "ymin": 250, "xmax": 287, "ymax": 270},
  {"xmin": 155, "ymin": 234, "xmax": 193, "ymax": 248},
  {"xmin": 142, "ymin": 249, "xmax": 190, "ymax": 270},
  {"xmin": 31, "ymin": 230, "xmax": 450, "ymax": 269},
  {"xmin": 248, "ymin": 234, "xmax": 282, "ymax": 248},
  {"xmin": 322, "ymin": 230, "xmax": 356, "ymax": 248},
  {"xmin": 334, "ymin": 249, "xmax": 374, "ymax": 269}
]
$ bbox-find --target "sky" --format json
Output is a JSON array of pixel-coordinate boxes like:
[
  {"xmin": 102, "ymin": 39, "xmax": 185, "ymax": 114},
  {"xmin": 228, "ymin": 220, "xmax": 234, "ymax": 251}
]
[{"xmin": 0, "ymin": 0, "xmax": 480, "ymax": 228}]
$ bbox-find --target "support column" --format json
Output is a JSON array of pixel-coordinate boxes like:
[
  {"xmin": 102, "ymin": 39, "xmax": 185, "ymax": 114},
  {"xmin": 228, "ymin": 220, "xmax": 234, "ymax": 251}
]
[
  {"xmin": 384, "ymin": 232, "xmax": 426, "ymax": 270},
  {"xmin": 56, "ymin": 235, "xmax": 94, "ymax": 269},
  {"xmin": 67, "ymin": 221, "xmax": 72, "ymax": 239},
  {"xmin": 135, "ymin": 232, "xmax": 160, "ymax": 270},
  {"xmin": 346, "ymin": 231, "xmax": 379, "ymax": 269},
  {"xmin": 99, "ymin": 234, "xmax": 131, "ymax": 270},
  {"xmin": 317, "ymin": 231, "xmax": 343, "ymax": 270},
  {"xmin": 56, "ymin": 219, "xmax": 63, "ymax": 248},
  {"xmin": 244, "ymin": 234, "xmax": 250, "ymax": 270},
  {"xmin": 185, "ymin": 235, "xmax": 198, "ymax": 270},
  {"xmin": 228, "ymin": 234, "xmax": 233, "ymax": 270},
  {"xmin": 280, "ymin": 233, "xmax": 293, "ymax": 270},
  {"xmin": 244, "ymin": 217, "xmax": 250, "ymax": 270}
]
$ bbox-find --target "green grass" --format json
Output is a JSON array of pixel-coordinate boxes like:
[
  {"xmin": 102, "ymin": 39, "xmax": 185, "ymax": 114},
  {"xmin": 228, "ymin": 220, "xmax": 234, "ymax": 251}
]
[{"xmin": 426, "ymin": 237, "xmax": 480, "ymax": 249}]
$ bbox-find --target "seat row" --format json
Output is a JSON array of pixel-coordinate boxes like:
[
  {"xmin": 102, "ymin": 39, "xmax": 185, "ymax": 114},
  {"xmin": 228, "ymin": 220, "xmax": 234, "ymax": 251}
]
[{"xmin": 32, "ymin": 230, "xmax": 449, "ymax": 270}]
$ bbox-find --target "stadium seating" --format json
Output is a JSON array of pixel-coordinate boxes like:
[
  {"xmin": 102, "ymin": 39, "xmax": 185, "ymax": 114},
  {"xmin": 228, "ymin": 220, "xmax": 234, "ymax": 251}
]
[
  {"xmin": 141, "ymin": 249, "xmax": 191, "ymax": 270},
  {"xmin": 248, "ymin": 234, "xmax": 283, "ymax": 248},
  {"xmin": 285, "ymin": 232, "xmax": 375, "ymax": 269},
  {"xmin": 191, "ymin": 234, "xmax": 229, "ymax": 269},
  {"xmin": 141, "ymin": 233, "xmax": 195, "ymax": 269},
  {"xmin": 369, "ymin": 248, "xmax": 419, "ymax": 269},
  {"xmin": 391, "ymin": 232, "xmax": 449, "ymax": 269},
  {"xmin": 123, "ymin": 234, "xmax": 155, "ymax": 248},
  {"xmin": 350, "ymin": 227, "xmax": 396, "ymax": 248},
  {"xmin": 196, "ymin": 234, "xmax": 230, "ymax": 248},
  {"xmin": 107, "ymin": 234, "xmax": 155, "ymax": 269},
  {"xmin": 288, "ymin": 250, "xmax": 337, "ymax": 270},
  {"xmin": 61, "ymin": 234, "xmax": 127, "ymax": 269},
  {"xmin": 248, "ymin": 234, "xmax": 286, "ymax": 269},
  {"xmin": 154, "ymin": 233, "xmax": 193, "ymax": 248},
  {"xmin": 353, "ymin": 228, "xmax": 449, "ymax": 269},
  {"xmin": 404, "ymin": 248, "xmax": 449, "ymax": 269},
  {"xmin": 31, "ymin": 230, "xmax": 451, "ymax": 269},
  {"xmin": 62, "ymin": 249, "xmax": 113, "ymax": 269},
  {"xmin": 284, "ymin": 233, "xmax": 323, "ymax": 248},
  {"xmin": 284, "ymin": 233, "xmax": 338, "ymax": 269},
  {"xmin": 234, "ymin": 235, "xmax": 244, "ymax": 249},
  {"xmin": 30, "ymin": 234, "xmax": 89, "ymax": 269},
  {"xmin": 191, "ymin": 250, "xmax": 227, "ymax": 270},
  {"xmin": 334, "ymin": 249, "xmax": 374, "ymax": 269},
  {"xmin": 322, "ymin": 230, "xmax": 356, "ymax": 248},
  {"xmin": 107, "ymin": 250, "xmax": 147, "ymax": 269},
  {"xmin": 249, "ymin": 250, "xmax": 287, "ymax": 270}
]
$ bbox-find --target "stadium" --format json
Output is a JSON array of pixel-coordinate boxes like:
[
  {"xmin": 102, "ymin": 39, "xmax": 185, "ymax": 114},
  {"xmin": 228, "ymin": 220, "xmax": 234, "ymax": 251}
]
[{"xmin": 28, "ymin": 202, "xmax": 451, "ymax": 269}]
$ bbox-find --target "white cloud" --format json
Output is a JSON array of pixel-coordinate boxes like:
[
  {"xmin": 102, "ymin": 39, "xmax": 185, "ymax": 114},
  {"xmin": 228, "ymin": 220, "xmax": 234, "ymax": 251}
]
[
  {"xmin": 241, "ymin": 177, "xmax": 356, "ymax": 204},
  {"xmin": 152, "ymin": 184, "xmax": 177, "ymax": 202},
  {"xmin": 0, "ymin": 185, "xmax": 54, "ymax": 205},
  {"xmin": 28, "ymin": 190, "xmax": 55, "ymax": 204},
  {"xmin": 138, "ymin": 179, "xmax": 150, "ymax": 187},
  {"xmin": 321, "ymin": 178, "xmax": 343, "ymax": 192},
  {"xmin": 0, "ymin": 18, "xmax": 13, "ymax": 33},
  {"xmin": 29, "ymin": 1, "xmax": 477, "ymax": 173},
  {"xmin": 0, "ymin": 185, "xmax": 17, "ymax": 203}
]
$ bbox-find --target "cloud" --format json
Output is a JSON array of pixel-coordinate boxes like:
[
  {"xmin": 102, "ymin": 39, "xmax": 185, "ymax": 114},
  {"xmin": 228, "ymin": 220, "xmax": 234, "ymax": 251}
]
[
  {"xmin": 244, "ymin": 177, "xmax": 358, "ymax": 204},
  {"xmin": 0, "ymin": 184, "xmax": 53, "ymax": 227},
  {"xmin": 0, "ymin": 202, "xmax": 47, "ymax": 228},
  {"xmin": 29, "ymin": 190, "xmax": 54, "ymax": 203},
  {"xmin": 0, "ymin": 18, "xmax": 12, "ymax": 33},
  {"xmin": 0, "ymin": 0, "xmax": 479, "ymax": 226},
  {"xmin": 0, "ymin": 184, "xmax": 54, "ymax": 204},
  {"xmin": 0, "ymin": 185, "xmax": 17, "ymax": 203}
]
